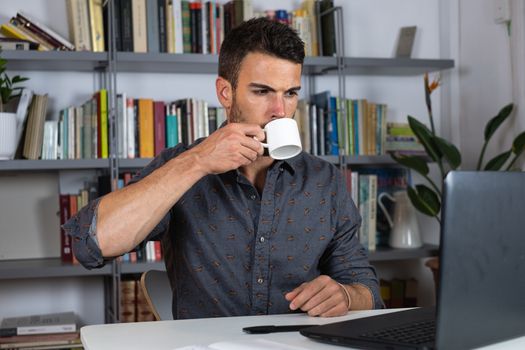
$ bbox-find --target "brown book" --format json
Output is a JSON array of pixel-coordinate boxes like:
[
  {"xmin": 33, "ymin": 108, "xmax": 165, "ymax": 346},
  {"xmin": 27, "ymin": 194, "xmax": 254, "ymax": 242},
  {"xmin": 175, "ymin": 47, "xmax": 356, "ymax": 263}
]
[
  {"xmin": 22, "ymin": 94, "xmax": 49, "ymax": 160},
  {"xmin": 120, "ymin": 280, "xmax": 137, "ymax": 322},
  {"xmin": 14, "ymin": 14, "xmax": 65, "ymax": 50},
  {"xmin": 153, "ymin": 101, "xmax": 166, "ymax": 156},
  {"xmin": 404, "ymin": 278, "xmax": 418, "ymax": 307},
  {"xmin": 135, "ymin": 279, "xmax": 155, "ymax": 321},
  {"xmin": 0, "ymin": 331, "xmax": 80, "ymax": 346}
]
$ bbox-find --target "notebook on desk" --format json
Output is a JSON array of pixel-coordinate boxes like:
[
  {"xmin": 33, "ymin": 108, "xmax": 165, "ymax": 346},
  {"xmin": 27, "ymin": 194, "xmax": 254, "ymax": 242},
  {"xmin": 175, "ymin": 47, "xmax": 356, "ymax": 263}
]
[{"xmin": 300, "ymin": 171, "xmax": 525, "ymax": 350}]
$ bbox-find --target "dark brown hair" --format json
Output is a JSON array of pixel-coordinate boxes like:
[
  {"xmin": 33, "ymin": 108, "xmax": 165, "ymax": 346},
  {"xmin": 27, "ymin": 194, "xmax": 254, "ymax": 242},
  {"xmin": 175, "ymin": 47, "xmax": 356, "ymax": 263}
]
[{"xmin": 218, "ymin": 17, "xmax": 305, "ymax": 88}]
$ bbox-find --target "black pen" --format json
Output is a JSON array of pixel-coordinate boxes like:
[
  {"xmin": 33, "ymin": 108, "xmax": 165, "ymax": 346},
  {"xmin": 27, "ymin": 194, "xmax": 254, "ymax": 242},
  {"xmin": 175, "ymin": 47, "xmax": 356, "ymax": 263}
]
[{"xmin": 242, "ymin": 324, "xmax": 319, "ymax": 334}]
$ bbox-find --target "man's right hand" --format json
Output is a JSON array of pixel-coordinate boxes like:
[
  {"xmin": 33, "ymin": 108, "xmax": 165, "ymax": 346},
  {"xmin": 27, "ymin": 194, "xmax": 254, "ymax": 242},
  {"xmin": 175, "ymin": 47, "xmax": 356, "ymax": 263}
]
[{"xmin": 191, "ymin": 123, "xmax": 266, "ymax": 175}]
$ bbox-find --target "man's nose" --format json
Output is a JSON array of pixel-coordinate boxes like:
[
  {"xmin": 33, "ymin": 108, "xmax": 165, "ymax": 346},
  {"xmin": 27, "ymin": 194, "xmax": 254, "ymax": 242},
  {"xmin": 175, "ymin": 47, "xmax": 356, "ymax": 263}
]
[{"xmin": 270, "ymin": 95, "xmax": 286, "ymax": 118}]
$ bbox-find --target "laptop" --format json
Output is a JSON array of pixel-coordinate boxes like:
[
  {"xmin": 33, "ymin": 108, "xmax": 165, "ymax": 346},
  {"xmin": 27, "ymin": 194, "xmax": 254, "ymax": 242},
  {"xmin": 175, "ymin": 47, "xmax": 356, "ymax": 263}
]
[{"xmin": 301, "ymin": 171, "xmax": 525, "ymax": 349}]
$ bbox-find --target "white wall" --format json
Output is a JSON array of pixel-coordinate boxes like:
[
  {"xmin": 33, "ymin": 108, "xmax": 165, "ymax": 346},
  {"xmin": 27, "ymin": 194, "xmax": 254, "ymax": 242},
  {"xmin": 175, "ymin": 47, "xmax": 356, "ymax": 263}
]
[{"xmin": 7, "ymin": 0, "xmax": 515, "ymax": 322}]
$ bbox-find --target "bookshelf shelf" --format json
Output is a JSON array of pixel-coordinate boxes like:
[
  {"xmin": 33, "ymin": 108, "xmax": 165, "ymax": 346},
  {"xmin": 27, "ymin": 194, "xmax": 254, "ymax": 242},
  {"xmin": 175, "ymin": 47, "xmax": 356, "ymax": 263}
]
[
  {"xmin": 1, "ymin": 50, "xmax": 109, "ymax": 71},
  {"xmin": 2, "ymin": 50, "xmax": 453, "ymax": 75},
  {"xmin": 0, "ymin": 258, "xmax": 112, "ymax": 279},
  {"xmin": 0, "ymin": 159, "xmax": 110, "ymax": 171},
  {"xmin": 345, "ymin": 154, "xmax": 397, "ymax": 166},
  {"xmin": 368, "ymin": 244, "xmax": 439, "ymax": 262},
  {"xmin": 120, "ymin": 261, "xmax": 166, "ymax": 274}
]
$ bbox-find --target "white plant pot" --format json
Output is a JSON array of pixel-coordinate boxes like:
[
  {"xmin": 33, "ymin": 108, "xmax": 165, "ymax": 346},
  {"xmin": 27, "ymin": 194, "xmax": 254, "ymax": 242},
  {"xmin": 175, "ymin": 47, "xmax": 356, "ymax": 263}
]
[{"xmin": 0, "ymin": 112, "xmax": 18, "ymax": 160}]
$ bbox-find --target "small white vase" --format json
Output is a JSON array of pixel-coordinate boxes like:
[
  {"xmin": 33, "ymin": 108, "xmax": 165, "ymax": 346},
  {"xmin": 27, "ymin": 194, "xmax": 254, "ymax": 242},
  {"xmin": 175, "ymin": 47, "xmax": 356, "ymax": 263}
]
[{"xmin": 0, "ymin": 112, "xmax": 18, "ymax": 160}]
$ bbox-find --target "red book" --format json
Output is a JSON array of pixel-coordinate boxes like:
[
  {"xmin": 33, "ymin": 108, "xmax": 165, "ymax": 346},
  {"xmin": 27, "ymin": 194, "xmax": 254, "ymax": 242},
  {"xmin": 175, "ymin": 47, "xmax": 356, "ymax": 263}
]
[
  {"xmin": 153, "ymin": 101, "xmax": 166, "ymax": 156},
  {"xmin": 59, "ymin": 194, "xmax": 72, "ymax": 262},
  {"xmin": 154, "ymin": 241, "xmax": 162, "ymax": 261}
]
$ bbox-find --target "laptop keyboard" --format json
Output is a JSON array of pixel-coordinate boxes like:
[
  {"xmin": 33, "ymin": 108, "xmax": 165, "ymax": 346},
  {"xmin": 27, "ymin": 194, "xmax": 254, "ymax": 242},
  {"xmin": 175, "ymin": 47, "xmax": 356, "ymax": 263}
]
[{"xmin": 360, "ymin": 320, "xmax": 436, "ymax": 345}]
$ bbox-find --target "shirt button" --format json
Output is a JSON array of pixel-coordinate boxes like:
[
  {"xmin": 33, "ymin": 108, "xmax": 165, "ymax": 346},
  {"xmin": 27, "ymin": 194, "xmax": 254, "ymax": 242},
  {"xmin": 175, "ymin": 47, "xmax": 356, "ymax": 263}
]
[
  {"xmin": 279, "ymin": 167, "xmax": 284, "ymax": 172},
  {"xmin": 259, "ymin": 237, "xmax": 265, "ymax": 243},
  {"xmin": 250, "ymin": 194, "xmax": 256, "ymax": 200},
  {"xmin": 257, "ymin": 278, "xmax": 264, "ymax": 284}
]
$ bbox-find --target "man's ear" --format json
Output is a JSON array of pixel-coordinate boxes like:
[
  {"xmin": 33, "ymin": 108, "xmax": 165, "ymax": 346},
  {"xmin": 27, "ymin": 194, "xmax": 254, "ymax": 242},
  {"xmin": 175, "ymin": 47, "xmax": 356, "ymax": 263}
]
[{"xmin": 216, "ymin": 77, "xmax": 233, "ymax": 109}]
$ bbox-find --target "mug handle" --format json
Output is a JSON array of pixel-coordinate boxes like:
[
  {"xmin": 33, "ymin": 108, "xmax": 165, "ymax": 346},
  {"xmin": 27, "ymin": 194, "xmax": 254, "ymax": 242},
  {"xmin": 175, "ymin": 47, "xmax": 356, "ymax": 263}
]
[{"xmin": 253, "ymin": 136, "xmax": 269, "ymax": 148}]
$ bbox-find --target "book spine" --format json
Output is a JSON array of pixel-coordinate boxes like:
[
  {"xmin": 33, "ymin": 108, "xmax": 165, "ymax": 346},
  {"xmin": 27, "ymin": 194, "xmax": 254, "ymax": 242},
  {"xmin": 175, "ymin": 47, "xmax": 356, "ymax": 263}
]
[
  {"xmin": 153, "ymin": 101, "xmax": 166, "ymax": 156},
  {"xmin": 88, "ymin": 0, "xmax": 105, "ymax": 52},
  {"xmin": 120, "ymin": 0, "xmax": 134, "ymax": 51},
  {"xmin": 146, "ymin": 0, "xmax": 160, "ymax": 52},
  {"xmin": 132, "ymin": 0, "xmax": 147, "ymax": 52},
  {"xmin": 138, "ymin": 99, "xmax": 154, "ymax": 158},
  {"xmin": 60, "ymin": 193, "xmax": 72, "ymax": 262},
  {"xmin": 158, "ymin": 0, "xmax": 167, "ymax": 52},
  {"xmin": 17, "ymin": 11, "xmax": 75, "ymax": 50}
]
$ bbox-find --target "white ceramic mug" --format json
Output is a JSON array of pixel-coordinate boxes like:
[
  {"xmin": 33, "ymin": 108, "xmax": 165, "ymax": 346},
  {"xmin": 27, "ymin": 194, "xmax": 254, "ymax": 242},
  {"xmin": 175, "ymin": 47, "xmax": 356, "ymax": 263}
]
[
  {"xmin": 259, "ymin": 118, "xmax": 302, "ymax": 160},
  {"xmin": 0, "ymin": 112, "xmax": 18, "ymax": 160}
]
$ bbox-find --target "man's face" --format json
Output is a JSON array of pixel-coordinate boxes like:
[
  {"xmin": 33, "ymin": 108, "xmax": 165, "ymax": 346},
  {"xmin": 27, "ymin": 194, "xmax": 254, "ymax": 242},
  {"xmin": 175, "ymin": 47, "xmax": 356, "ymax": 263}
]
[{"xmin": 228, "ymin": 52, "xmax": 302, "ymax": 127}]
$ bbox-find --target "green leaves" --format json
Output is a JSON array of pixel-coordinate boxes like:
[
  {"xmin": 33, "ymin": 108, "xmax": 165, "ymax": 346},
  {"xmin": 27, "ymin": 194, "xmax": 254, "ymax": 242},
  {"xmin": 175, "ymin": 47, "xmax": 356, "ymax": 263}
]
[
  {"xmin": 484, "ymin": 151, "xmax": 512, "ymax": 170},
  {"xmin": 484, "ymin": 103, "xmax": 514, "ymax": 141},
  {"xmin": 390, "ymin": 153, "xmax": 429, "ymax": 176},
  {"xmin": 407, "ymin": 185, "xmax": 441, "ymax": 217},
  {"xmin": 408, "ymin": 116, "xmax": 441, "ymax": 162},
  {"xmin": 434, "ymin": 136, "xmax": 461, "ymax": 169},
  {"xmin": 512, "ymin": 131, "xmax": 525, "ymax": 155}
]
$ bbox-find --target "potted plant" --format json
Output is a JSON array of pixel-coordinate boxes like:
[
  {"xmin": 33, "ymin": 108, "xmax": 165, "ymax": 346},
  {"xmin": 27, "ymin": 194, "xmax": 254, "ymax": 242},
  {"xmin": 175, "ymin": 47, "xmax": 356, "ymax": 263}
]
[
  {"xmin": 0, "ymin": 49, "xmax": 29, "ymax": 160},
  {"xmin": 390, "ymin": 73, "xmax": 525, "ymax": 289}
]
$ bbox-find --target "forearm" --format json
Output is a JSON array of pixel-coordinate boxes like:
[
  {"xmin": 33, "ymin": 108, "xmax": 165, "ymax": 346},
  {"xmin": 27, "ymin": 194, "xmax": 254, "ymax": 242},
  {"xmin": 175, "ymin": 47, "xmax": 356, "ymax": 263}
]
[
  {"xmin": 344, "ymin": 283, "xmax": 374, "ymax": 310},
  {"xmin": 97, "ymin": 150, "xmax": 206, "ymax": 257}
]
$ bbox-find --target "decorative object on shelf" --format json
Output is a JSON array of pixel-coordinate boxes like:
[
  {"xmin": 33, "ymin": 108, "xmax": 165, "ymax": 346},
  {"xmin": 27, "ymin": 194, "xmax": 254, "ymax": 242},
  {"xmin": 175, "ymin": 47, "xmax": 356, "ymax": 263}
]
[
  {"xmin": 390, "ymin": 73, "xmax": 525, "ymax": 287},
  {"xmin": 378, "ymin": 191, "xmax": 422, "ymax": 249},
  {"xmin": 0, "ymin": 49, "xmax": 30, "ymax": 160}
]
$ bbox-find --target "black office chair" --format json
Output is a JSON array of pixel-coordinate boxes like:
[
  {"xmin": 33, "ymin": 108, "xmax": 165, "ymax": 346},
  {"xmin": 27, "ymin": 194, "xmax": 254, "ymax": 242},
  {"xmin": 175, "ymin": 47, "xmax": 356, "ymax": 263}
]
[{"xmin": 139, "ymin": 269, "xmax": 173, "ymax": 321}]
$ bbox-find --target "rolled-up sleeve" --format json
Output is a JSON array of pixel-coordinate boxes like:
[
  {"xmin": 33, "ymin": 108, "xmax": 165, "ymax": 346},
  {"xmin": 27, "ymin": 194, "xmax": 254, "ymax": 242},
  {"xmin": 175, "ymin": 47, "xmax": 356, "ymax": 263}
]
[
  {"xmin": 62, "ymin": 197, "xmax": 106, "ymax": 269},
  {"xmin": 319, "ymin": 173, "xmax": 384, "ymax": 309}
]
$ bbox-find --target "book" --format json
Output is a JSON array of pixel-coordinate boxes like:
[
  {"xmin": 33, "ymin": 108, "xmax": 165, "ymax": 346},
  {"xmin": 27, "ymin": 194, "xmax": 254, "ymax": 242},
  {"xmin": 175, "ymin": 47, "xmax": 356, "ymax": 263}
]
[
  {"xmin": 17, "ymin": 12, "xmax": 75, "ymax": 50},
  {"xmin": 22, "ymin": 94, "xmax": 49, "ymax": 160},
  {"xmin": 132, "ymin": 0, "xmax": 148, "ymax": 52},
  {"xmin": 0, "ymin": 331, "xmax": 80, "ymax": 348},
  {"xmin": 88, "ymin": 0, "xmax": 105, "ymax": 52},
  {"xmin": 0, "ymin": 312, "xmax": 76, "ymax": 337},
  {"xmin": 66, "ymin": 0, "xmax": 92, "ymax": 51},
  {"xmin": 0, "ymin": 37, "xmax": 38, "ymax": 50}
]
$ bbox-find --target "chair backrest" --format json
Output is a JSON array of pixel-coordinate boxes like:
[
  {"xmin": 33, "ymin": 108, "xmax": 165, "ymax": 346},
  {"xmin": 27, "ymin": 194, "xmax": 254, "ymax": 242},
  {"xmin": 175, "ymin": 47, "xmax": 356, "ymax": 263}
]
[{"xmin": 139, "ymin": 269, "xmax": 173, "ymax": 321}]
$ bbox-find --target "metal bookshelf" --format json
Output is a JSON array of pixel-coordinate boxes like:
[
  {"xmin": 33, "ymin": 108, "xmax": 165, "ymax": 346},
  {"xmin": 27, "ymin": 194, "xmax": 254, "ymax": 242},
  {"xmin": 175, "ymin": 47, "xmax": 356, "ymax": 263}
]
[
  {"xmin": 1, "ymin": 6, "xmax": 454, "ymax": 324},
  {"xmin": 3, "ymin": 50, "xmax": 453, "ymax": 76},
  {"xmin": 0, "ymin": 258, "xmax": 112, "ymax": 279}
]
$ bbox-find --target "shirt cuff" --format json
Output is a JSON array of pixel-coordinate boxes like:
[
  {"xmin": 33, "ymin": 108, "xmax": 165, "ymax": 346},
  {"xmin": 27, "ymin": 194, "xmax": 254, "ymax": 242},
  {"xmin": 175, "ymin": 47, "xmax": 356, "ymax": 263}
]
[{"xmin": 62, "ymin": 198, "xmax": 106, "ymax": 269}]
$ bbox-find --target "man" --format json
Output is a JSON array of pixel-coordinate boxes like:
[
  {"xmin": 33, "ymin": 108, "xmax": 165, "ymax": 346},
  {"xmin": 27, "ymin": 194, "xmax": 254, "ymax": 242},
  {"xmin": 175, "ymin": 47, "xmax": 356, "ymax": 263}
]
[{"xmin": 64, "ymin": 18, "xmax": 383, "ymax": 319}]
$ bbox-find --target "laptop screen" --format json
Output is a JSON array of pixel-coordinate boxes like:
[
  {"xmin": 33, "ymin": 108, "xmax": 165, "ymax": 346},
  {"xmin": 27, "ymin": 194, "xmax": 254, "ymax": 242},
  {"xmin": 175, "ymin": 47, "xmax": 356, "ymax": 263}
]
[{"xmin": 436, "ymin": 171, "xmax": 525, "ymax": 348}]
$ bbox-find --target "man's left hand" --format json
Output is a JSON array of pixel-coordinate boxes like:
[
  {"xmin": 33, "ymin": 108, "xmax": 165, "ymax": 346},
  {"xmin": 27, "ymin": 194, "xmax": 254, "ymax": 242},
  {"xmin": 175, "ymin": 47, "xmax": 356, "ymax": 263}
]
[{"xmin": 285, "ymin": 275, "xmax": 349, "ymax": 317}]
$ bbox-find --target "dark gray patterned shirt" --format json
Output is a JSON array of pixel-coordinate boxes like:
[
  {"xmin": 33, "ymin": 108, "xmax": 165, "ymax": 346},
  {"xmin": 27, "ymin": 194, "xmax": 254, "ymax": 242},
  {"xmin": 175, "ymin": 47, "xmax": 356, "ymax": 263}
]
[{"xmin": 64, "ymin": 141, "xmax": 383, "ymax": 319}]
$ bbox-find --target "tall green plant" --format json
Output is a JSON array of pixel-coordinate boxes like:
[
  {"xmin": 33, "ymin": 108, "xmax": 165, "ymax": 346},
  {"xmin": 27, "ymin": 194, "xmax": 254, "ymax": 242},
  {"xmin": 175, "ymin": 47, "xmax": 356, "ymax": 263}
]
[
  {"xmin": 391, "ymin": 73, "xmax": 525, "ymax": 224},
  {"xmin": 0, "ymin": 49, "xmax": 29, "ymax": 113}
]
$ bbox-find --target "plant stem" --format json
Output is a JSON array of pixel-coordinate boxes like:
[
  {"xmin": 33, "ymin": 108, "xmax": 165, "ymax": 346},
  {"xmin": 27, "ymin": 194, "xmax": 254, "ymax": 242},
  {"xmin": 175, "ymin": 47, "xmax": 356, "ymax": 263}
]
[
  {"xmin": 477, "ymin": 141, "xmax": 488, "ymax": 170},
  {"xmin": 422, "ymin": 174, "xmax": 443, "ymax": 199},
  {"xmin": 505, "ymin": 154, "xmax": 519, "ymax": 170}
]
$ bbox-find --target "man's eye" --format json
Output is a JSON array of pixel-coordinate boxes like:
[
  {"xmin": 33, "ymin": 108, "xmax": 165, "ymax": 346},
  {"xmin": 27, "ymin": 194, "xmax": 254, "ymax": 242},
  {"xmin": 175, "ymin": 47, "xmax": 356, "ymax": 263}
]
[
  {"xmin": 285, "ymin": 91, "xmax": 298, "ymax": 97},
  {"xmin": 254, "ymin": 89, "xmax": 268, "ymax": 95}
]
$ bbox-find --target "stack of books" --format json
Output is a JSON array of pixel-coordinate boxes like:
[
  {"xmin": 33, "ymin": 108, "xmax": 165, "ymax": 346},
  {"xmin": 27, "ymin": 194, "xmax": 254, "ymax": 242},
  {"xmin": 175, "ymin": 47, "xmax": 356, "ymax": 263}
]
[
  {"xmin": 0, "ymin": 312, "xmax": 81, "ymax": 349},
  {"xmin": 0, "ymin": 11, "xmax": 75, "ymax": 51},
  {"xmin": 385, "ymin": 122, "xmax": 425, "ymax": 155}
]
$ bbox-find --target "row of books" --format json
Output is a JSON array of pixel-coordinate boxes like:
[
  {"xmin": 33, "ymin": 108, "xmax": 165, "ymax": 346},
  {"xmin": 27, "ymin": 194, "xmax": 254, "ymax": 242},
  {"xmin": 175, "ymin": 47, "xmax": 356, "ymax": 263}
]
[
  {"xmin": 0, "ymin": 312, "xmax": 81, "ymax": 349},
  {"xmin": 64, "ymin": 0, "xmax": 338, "ymax": 56},
  {"xmin": 296, "ymin": 92, "xmax": 390, "ymax": 157},
  {"xmin": 380, "ymin": 278, "xmax": 418, "ymax": 308},
  {"xmin": 344, "ymin": 167, "xmax": 410, "ymax": 252},
  {"xmin": 120, "ymin": 279, "xmax": 156, "ymax": 322}
]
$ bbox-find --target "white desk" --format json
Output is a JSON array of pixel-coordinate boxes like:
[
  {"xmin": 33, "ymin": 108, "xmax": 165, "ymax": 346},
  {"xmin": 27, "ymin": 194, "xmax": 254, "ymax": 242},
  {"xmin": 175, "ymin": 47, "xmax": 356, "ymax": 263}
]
[{"xmin": 81, "ymin": 309, "xmax": 525, "ymax": 350}]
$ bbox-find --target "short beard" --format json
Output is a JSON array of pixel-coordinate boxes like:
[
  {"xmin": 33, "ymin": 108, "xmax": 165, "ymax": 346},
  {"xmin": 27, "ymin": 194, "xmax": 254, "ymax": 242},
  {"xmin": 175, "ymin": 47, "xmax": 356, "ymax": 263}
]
[{"xmin": 229, "ymin": 91, "xmax": 243, "ymax": 123}]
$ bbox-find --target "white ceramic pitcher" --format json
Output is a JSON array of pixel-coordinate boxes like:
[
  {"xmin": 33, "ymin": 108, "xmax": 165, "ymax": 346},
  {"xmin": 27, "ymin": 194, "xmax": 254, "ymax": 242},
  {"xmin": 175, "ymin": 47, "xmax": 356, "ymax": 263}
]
[{"xmin": 377, "ymin": 191, "xmax": 422, "ymax": 249}]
